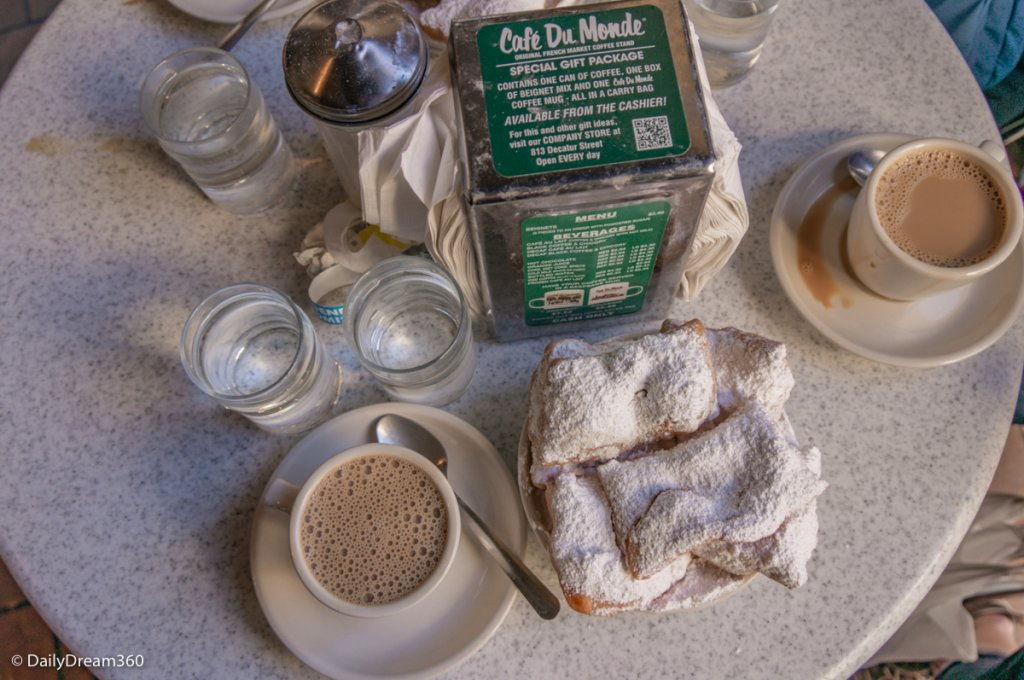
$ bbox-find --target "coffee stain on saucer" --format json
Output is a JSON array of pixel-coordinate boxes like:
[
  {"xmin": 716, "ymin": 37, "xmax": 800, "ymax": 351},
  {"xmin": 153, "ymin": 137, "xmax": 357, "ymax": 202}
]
[{"xmin": 796, "ymin": 175, "xmax": 858, "ymax": 309}]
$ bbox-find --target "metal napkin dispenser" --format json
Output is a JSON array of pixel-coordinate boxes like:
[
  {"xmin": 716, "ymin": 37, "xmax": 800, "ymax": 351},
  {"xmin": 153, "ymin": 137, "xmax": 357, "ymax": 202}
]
[{"xmin": 448, "ymin": 0, "xmax": 716, "ymax": 341}]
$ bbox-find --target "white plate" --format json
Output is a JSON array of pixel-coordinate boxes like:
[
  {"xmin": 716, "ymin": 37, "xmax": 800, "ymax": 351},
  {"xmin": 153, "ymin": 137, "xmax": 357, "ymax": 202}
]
[
  {"xmin": 166, "ymin": 0, "xmax": 314, "ymax": 24},
  {"xmin": 251, "ymin": 404, "xmax": 526, "ymax": 680},
  {"xmin": 769, "ymin": 133, "xmax": 1024, "ymax": 367}
]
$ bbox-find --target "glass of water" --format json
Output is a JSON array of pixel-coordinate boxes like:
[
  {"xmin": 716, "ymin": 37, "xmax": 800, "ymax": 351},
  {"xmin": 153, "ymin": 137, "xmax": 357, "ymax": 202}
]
[
  {"xmin": 180, "ymin": 284, "xmax": 342, "ymax": 434},
  {"xmin": 344, "ymin": 257, "xmax": 476, "ymax": 406},
  {"xmin": 683, "ymin": 0, "xmax": 781, "ymax": 88},
  {"xmin": 140, "ymin": 47, "xmax": 296, "ymax": 215}
]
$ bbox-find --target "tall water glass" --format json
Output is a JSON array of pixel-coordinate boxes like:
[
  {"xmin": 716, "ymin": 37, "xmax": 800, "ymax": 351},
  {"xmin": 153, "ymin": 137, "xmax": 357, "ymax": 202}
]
[
  {"xmin": 683, "ymin": 0, "xmax": 781, "ymax": 88},
  {"xmin": 140, "ymin": 47, "xmax": 296, "ymax": 215},
  {"xmin": 180, "ymin": 284, "xmax": 342, "ymax": 434},
  {"xmin": 344, "ymin": 257, "xmax": 476, "ymax": 406}
]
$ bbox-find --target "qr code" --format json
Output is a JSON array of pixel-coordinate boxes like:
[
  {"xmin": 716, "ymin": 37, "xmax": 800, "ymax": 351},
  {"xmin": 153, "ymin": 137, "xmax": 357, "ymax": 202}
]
[{"xmin": 632, "ymin": 115, "xmax": 672, "ymax": 151}]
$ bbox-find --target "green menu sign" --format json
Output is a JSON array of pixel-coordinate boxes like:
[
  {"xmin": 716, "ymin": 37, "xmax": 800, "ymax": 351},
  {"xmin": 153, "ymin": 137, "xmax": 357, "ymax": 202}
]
[
  {"xmin": 521, "ymin": 201, "xmax": 670, "ymax": 326},
  {"xmin": 476, "ymin": 5, "xmax": 691, "ymax": 177}
]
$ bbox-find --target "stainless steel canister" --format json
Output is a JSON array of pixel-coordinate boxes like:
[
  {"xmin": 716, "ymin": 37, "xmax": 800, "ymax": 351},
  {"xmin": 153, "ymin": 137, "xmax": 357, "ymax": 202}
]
[{"xmin": 283, "ymin": 0, "xmax": 428, "ymax": 207}]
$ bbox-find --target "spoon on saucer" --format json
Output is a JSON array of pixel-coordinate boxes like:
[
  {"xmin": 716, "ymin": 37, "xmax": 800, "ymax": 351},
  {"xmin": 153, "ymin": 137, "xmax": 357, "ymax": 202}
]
[
  {"xmin": 847, "ymin": 148, "xmax": 886, "ymax": 186},
  {"xmin": 217, "ymin": 0, "xmax": 279, "ymax": 51},
  {"xmin": 375, "ymin": 414, "xmax": 561, "ymax": 620}
]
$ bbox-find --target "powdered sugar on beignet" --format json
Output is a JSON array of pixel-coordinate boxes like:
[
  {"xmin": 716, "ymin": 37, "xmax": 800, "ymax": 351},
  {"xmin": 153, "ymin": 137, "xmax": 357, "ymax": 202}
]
[
  {"xmin": 528, "ymin": 319, "xmax": 717, "ymax": 484},
  {"xmin": 706, "ymin": 326, "xmax": 794, "ymax": 416},
  {"xmin": 547, "ymin": 472, "xmax": 691, "ymax": 614},
  {"xmin": 521, "ymin": 319, "xmax": 827, "ymax": 614},
  {"xmin": 694, "ymin": 498, "xmax": 819, "ymax": 589},
  {"xmin": 603, "ymin": 402, "xmax": 826, "ymax": 579}
]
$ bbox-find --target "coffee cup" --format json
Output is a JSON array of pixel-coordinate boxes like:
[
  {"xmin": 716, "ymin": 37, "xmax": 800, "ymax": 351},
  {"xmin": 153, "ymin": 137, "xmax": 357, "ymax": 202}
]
[
  {"xmin": 264, "ymin": 442, "xmax": 461, "ymax": 618},
  {"xmin": 846, "ymin": 138, "xmax": 1023, "ymax": 300}
]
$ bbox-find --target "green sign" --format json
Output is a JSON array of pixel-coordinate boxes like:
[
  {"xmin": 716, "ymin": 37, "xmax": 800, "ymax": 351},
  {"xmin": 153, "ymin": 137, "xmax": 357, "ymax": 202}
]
[
  {"xmin": 521, "ymin": 201, "xmax": 670, "ymax": 326},
  {"xmin": 476, "ymin": 5, "xmax": 690, "ymax": 177}
]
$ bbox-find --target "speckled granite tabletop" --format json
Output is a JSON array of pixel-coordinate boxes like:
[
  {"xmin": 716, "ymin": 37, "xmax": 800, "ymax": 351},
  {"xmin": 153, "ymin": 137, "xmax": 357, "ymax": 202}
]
[{"xmin": 0, "ymin": 1, "xmax": 1020, "ymax": 678}]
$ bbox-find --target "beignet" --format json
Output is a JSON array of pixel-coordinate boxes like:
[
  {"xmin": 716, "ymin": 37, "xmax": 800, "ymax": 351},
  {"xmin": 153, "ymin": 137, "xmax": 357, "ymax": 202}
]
[{"xmin": 522, "ymin": 319, "xmax": 826, "ymax": 615}]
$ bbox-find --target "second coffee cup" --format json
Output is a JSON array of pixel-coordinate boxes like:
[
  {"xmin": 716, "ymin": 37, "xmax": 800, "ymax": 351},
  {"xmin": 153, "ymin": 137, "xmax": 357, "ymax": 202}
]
[
  {"xmin": 265, "ymin": 442, "xmax": 461, "ymax": 617},
  {"xmin": 846, "ymin": 138, "xmax": 1023, "ymax": 300}
]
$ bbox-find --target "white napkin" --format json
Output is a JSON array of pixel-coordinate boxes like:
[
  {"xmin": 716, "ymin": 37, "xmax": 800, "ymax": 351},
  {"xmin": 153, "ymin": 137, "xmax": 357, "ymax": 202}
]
[{"xmin": 356, "ymin": 50, "xmax": 458, "ymax": 245}]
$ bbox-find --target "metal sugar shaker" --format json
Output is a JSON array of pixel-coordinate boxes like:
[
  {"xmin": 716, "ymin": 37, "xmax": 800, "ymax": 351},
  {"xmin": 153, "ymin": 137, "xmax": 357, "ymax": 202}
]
[{"xmin": 283, "ymin": 0, "xmax": 428, "ymax": 208}]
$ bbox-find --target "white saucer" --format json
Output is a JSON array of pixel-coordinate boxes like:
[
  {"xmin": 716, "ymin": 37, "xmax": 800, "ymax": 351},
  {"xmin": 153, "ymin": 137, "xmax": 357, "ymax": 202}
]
[
  {"xmin": 251, "ymin": 404, "xmax": 526, "ymax": 680},
  {"xmin": 769, "ymin": 133, "xmax": 1024, "ymax": 367},
  {"xmin": 166, "ymin": 0, "xmax": 314, "ymax": 24}
]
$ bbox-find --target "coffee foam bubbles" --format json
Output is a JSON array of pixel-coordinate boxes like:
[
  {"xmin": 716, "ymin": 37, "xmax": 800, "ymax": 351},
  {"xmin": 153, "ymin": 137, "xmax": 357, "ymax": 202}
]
[
  {"xmin": 874, "ymin": 149, "xmax": 1007, "ymax": 267},
  {"xmin": 299, "ymin": 455, "xmax": 448, "ymax": 606}
]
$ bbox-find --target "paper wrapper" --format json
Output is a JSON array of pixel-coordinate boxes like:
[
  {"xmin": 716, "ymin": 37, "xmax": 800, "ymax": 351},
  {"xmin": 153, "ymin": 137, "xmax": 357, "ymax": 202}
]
[
  {"xmin": 678, "ymin": 13, "xmax": 750, "ymax": 300},
  {"xmin": 355, "ymin": 50, "xmax": 460, "ymax": 245}
]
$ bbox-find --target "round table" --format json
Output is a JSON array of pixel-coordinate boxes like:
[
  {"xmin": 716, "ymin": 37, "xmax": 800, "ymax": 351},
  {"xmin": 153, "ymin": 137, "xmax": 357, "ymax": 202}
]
[{"xmin": 0, "ymin": 1, "xmax": 1019, "ymax": 678}]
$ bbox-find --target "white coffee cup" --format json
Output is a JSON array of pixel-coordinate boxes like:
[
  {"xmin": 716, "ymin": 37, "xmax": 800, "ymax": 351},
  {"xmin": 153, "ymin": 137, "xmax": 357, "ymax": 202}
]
[
  {"xmin": 846, "ymin": 138, "xmax": 1023, "ymax": 300},
  {"xmin": 264, "ymin": 442, "xmax": 461, "ymax": 618}
]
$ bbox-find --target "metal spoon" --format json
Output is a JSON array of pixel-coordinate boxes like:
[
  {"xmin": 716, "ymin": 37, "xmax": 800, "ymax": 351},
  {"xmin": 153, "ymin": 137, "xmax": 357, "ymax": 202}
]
[
  {"xmin": 217, "ymin": 0, "xmax": 279, "ymax": 51},
  {"xmin": 847, "ymin": 148, "xmax": 886, "ymax": 186},
  {"xmin": 374, "ymin": 414, "xmax": 561, "ymax": 620}
]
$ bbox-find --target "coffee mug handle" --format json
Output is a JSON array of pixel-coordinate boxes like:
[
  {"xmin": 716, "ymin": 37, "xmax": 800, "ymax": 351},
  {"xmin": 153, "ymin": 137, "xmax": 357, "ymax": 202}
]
[
  {"xmin": 264, "ymin": 478, "xmax": 299, "ymax": 514},
  {"xmin": 980, "ymin": 140, "xmax": 1007, "ymax": 164}
]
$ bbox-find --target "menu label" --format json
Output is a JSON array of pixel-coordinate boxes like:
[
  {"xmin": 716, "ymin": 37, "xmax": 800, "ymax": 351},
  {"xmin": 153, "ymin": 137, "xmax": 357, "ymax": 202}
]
[
  {"xmin": 476, "ymin": 5, "xmax": 691, "ymax": 176},
  {"xmin": 521, "ymin": 201, "xmax": 669, "ymax": 326}
]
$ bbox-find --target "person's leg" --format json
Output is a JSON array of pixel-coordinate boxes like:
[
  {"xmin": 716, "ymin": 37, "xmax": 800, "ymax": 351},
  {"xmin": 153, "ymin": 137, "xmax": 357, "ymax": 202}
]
[
  {"xmin": 989, "ymin": 425, "xmax": 1024, "ymax": 500},
  {"xmin": 974, "ymin": 613, "xmax": 1020, "ymax": 657},
  {"xmin": 936, "ymin": 599, "xmax": 1024, "ymax": 679}
]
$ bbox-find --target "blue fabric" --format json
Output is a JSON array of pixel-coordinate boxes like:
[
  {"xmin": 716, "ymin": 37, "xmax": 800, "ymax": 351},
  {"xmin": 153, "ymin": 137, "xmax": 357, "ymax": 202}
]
[
  {"xmin": 938, "ymin": 649, "xmax": 1024, "ymax": 679},
  {"xmin": 1015, "ymin": 369, "xmax": 1024, "ymax": 425},
  {"xmin": 926, "ymin": 0, "xmax": 1024, "ymax": 90}
]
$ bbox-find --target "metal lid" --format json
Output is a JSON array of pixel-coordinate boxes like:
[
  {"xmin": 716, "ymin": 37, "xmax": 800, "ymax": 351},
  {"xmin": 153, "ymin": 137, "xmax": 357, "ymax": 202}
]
[{"xmin": 283, "ymin": 0, "xmax": 427, "ymax": 125}]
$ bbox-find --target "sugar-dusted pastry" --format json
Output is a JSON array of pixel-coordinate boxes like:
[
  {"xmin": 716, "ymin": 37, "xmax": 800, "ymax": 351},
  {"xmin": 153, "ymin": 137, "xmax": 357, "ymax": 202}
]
[
  {"xmin": 598, "ymin": 401, "xmax": 826, "ymax": 580},
  {"xmin": 661, "ymin": 319, "xmax": 794, "ymax": 416},
  {"xmin": 546, "ymin": 472, "xmax": 691, "ymax": 614},
  {"xmin": 520, "ymin": 319, "xmax": 827, "ymax": 614},
  {"xmin": 528, "ymin": 319, "xmax": 718, "ymax": 485},
  {"xmin": 694, "ymin": 499, "xmax": 819, "ymax": 589},
  {"xmin": 707, "ymin": 326, "xmax": 794, "ymax": 416},
  {"xmin": 691, "ymin": 443, "xmax": 821, "ymax": 588}
]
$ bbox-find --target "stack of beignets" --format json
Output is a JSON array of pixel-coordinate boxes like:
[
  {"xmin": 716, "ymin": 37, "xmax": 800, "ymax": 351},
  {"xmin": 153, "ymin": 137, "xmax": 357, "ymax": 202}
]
[{"xmin": 522, "ymin": 319, "xmax": 827, "ymax": 615}]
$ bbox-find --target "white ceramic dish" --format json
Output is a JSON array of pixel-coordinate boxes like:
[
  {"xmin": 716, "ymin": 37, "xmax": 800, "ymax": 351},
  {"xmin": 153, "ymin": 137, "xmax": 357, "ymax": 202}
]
[
  {"xmin": 251, "ymin": 403, "xmax": 526, "ymax": 680},
  {"xmin": 769, "ymin": 133, "xmax": 1024, "ymax": 367},
  {"xmin": 166, "ymin": 0, "xmax": 314, "ymax": 24}
]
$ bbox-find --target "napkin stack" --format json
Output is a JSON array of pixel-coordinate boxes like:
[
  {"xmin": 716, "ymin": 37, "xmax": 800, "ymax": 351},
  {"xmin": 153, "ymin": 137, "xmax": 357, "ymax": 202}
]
[{"xmin": 296, "ymin": 0, "xmax": 749, "ymax": 320}]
